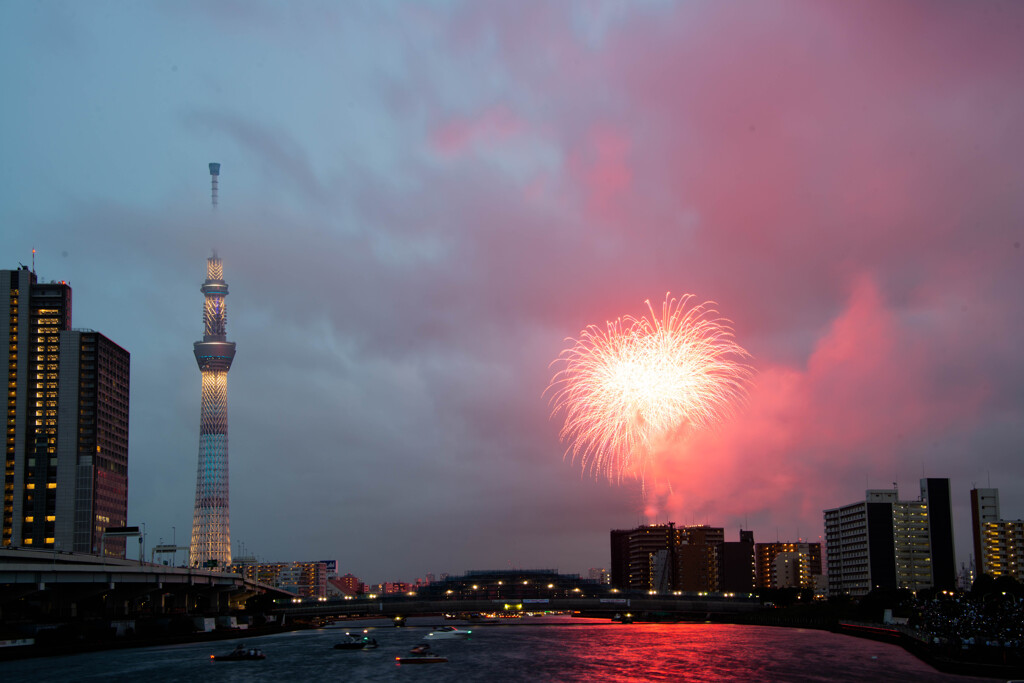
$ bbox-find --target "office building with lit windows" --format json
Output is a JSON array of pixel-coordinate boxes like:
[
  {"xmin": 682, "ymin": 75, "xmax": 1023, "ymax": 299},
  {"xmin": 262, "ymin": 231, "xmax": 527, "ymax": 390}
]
[{"xmin": 2, "ymin": 266, "xmax": 130, "ymax": 556}]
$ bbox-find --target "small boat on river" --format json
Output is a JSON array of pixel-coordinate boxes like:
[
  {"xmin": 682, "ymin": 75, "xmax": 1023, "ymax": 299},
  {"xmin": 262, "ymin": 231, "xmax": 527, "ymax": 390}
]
[
  {"xmin": 211, "ymin": 644, "xmax": 266, "ymax": 661},
  {"xmin": 396, "ymin": 644, "xmax": 448, "ymax": 664},
  {"xmin": 333, "ymin": 632, "xmax": 378, "ymax": 650}
]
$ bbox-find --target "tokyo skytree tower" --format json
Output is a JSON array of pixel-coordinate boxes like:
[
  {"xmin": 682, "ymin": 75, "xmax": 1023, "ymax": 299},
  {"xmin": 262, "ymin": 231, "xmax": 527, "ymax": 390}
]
[{"xmin": 190, "ymin": 163, "xmax": 236, "ymax": 569}]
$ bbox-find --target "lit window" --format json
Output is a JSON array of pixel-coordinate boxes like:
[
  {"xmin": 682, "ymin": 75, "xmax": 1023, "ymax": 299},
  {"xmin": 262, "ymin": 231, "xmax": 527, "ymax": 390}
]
[
  {"xmin": 24, "ymin": 516, "xmax": 33, "ymax": 523},
  {"xmin": 46, "ymin": 515, "xmax": 55, "ymax": 522},
  {"xmin": 23, "ymin": 538, "xmax": 32, "ymax": 545},
  {"xmin": 26, "ymin": 483, "xmax": 34, "ymax": 490},
  {"xmin": 46, "ymin": 483, "xmax": 56, "ymax": 489},
  {"xmin": 45, "ymin": 537, "xmax": 55, "ymax": 544}
]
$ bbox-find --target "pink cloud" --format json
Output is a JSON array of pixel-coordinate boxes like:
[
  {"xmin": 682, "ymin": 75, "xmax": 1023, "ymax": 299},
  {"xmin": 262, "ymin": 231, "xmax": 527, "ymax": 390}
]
[
  {"xmin": 641, "ymin": 274, "xmax": 990, "ymax": 531},
  {"xmin": 567, "ymin": 124, "xmax": 633, "ymax": 224},
  {"xmin": 430, "ymin": 105, "xmax": 525, "ymax": 158}
]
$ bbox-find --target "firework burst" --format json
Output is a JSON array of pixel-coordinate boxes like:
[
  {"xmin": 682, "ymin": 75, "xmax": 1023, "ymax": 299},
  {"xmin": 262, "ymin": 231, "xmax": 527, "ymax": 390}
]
[{"xmin": 547, "ymin": 294, "xmax": 752, "ymax": 488}]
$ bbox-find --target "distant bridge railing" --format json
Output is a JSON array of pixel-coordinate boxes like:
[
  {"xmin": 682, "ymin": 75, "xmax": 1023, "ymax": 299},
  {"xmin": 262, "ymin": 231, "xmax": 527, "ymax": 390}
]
[{"xmin": 270, "ymin": 595, "xmax": 760, "ymax": 620}]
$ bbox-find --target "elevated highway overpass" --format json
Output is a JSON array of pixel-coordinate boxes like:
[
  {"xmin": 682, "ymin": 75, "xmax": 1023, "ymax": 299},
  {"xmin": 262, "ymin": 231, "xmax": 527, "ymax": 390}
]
[{"xmin": 0, "ymin": 547, "xmax": 290, "ymax": 621}]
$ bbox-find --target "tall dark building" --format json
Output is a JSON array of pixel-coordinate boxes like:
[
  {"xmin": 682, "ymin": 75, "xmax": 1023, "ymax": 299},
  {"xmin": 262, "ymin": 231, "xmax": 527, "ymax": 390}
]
[
  {"xmin": 678, "ymin": 525, "xmax": 724, "ymax": 592},
  {"xmin": 609, "ymin": 529, "xmax": 632, "ymax": 590},
  {"xmin": 67, "ymin": 331, "xmax": 130, "ymax": 554},
  {"xmin": 2, "ymin": 267, "xmax": 130, "ymax": 556},
  {"xmin": 921, "ymin": 478, "xmax": 956, "ymax": 591},
  {"xmin": 721, "ymin": 529, "xmax": 756, "ymax": 592}
]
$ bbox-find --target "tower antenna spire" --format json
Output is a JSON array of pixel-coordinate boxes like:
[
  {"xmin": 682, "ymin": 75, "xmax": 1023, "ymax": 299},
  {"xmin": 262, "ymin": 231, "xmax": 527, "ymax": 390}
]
[{"xmin": 209, "ymin": 162, "xmax": 220, "ymax": 209}]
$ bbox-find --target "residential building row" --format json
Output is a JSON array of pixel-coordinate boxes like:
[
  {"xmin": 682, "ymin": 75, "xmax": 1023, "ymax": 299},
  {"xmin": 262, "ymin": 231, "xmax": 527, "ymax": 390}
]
[
  {"xmin": 2, "ymin": 266, "xmax": 130, "ymax": 557},
  {"xmin": 228, "ymin": 557, "xmax": 447, "ymax": 599},
  {"xmin": 824, "ymin": 478, "xmax": 956, "ymax": 597},
  {"xmin": 824, "ymin": 478, "xmax": 1022, "ymax": 598},
  {"xmin": 610, "ymin": 523, "xmax": 821, "ymax": 594}
]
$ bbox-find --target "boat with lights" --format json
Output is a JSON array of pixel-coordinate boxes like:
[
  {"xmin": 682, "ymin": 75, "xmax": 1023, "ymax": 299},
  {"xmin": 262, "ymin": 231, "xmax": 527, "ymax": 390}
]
[{"xmin": 424, "ymin": 626, "xmax": 472, "ymax": 640}]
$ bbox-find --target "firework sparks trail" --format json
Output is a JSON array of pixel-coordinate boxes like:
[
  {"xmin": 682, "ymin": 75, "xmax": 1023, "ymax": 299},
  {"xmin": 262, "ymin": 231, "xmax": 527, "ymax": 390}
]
[{"xmin": 547, "ymin": 294, "xmax": 752, "ymax": 489}]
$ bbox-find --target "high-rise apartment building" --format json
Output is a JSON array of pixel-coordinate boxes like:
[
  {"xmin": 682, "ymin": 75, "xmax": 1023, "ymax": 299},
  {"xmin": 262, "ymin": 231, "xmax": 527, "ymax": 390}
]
[
  {"xmin": 891, "ymin": 497, "xmax": 932, "ymax": 591},
  {"xmin": 824, "ymin": 479, "xmax": 956, "ymax": 597},
  {"xmin": 971, "ymin": 488, "xmax": 1000, "ymax": 576},
  {"xmin": 2, "ymin": 267, "xmax": 130, "ymax": 556},
  {"xmin": 971, "ymin": 488, "xmax": 1023, "ymax": 581},
  {"xmin": 755, "ymin": 542, "xmax": 822, "ymax": 589},
  {"xmin": 825, "ymin": 489, "xmax": 902, "ymax": 596}
]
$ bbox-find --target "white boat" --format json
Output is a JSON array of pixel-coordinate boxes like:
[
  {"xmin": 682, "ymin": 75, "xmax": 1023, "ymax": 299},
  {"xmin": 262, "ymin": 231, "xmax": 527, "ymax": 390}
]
[{"xmin": 424, "ymin": 625, "xmax": 472, "ymax": 640}]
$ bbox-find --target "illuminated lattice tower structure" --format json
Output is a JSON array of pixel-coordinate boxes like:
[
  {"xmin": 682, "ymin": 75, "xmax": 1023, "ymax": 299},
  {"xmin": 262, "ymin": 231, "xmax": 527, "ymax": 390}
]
[{"xmin": 189, "ymin": 252, "xmax": 235, "ymax": 568}]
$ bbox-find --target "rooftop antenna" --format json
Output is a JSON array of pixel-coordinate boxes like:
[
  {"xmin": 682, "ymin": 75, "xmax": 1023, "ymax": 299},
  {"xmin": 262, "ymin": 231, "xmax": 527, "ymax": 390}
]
[
  {"xmin": 209, "ymin": 162, "xmax": 220, "ymax": 209},
  {"xmin": 32, "ymin": 248, "xmax": 36, "ymax": 274}
]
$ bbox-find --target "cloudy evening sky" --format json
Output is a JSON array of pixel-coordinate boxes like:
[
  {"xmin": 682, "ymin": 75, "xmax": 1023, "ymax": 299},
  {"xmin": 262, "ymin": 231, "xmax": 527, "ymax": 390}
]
[{"xmin": 2, "ymin": 1, "xmax": 1023, "ymax": 582}]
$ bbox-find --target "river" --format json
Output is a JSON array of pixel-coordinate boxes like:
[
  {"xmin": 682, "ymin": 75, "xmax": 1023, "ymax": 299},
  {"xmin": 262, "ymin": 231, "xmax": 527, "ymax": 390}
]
[{"xmin": 0, "ymin": 616, "xmax": 994, "ymax": 682}]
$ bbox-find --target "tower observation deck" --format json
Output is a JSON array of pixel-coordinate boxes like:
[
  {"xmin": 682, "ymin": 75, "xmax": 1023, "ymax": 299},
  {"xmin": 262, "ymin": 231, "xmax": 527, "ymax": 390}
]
[{"xmin": 190, "ymin": 162, "xmax": 235, "ymax": 569}]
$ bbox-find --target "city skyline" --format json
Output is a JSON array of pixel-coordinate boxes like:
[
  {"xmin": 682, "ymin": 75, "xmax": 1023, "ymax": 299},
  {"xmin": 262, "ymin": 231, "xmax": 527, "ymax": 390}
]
[{"xmin": 2, "ymin": 2, "xmax": 1023, "ymax": 582}]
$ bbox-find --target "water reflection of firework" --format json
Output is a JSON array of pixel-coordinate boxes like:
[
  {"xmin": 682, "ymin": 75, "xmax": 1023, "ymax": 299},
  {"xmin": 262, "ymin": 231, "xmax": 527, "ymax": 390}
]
[{"xmin": 547, "ymin": 294, "xmax": 752, "ymax": 487}]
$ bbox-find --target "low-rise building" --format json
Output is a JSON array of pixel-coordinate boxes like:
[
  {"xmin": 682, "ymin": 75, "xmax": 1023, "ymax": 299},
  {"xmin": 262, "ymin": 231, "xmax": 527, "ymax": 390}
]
[{"xmin": 755, "ymin": 542, "xmax": 822, "ymax": 590}]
